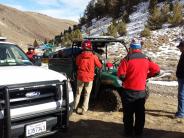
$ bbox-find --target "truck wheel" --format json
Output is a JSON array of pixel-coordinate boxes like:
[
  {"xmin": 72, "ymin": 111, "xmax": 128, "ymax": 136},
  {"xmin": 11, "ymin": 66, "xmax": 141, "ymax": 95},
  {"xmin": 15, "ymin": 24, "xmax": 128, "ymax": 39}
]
[{"xmin": 102, "ymin": 89, "xmax": 122, "ymax": 111}]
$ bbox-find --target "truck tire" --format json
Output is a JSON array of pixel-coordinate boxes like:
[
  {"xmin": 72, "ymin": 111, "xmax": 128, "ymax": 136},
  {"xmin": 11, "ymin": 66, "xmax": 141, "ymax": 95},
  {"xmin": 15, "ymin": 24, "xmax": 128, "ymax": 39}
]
[{"xmin": 101, "ymin": 89, "xmax": 122, "ymax": 111}]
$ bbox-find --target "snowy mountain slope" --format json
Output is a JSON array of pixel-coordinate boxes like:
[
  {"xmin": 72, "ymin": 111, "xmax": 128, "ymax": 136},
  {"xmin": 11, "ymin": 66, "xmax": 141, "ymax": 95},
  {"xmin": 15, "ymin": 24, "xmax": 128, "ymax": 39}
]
[
  {"xmin": 80, "ymin": 0, "xmax": 184, "ymax": 85},
  {"xmin": 81, "ymin": 17, "xmax": 112, "ymax": 36},
  {"xmin": 82, "ymin": 2, "xmax": 149, "ymax": 38},
  {"xmin": 82, "ymin": 0, "xmax": 184, "ymax": 38}
]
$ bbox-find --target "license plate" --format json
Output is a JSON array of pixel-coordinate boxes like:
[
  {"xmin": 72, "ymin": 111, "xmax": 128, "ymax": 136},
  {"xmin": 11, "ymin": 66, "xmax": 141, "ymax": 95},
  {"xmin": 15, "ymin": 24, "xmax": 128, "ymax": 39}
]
[{"xmin": 26, "ymin": 121, "xmax": 46, "ymax": 137}]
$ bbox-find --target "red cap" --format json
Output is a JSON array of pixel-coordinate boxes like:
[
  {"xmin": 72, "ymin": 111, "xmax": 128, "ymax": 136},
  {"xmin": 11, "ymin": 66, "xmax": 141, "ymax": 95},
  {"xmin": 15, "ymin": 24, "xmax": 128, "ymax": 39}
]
[
  {"xmin": 82, "ymin": 40, "xmax": 92, "ymax": 50},
  {"xmin": 106, "ymin": 62, "xmax": 113, "ymax": 68}
]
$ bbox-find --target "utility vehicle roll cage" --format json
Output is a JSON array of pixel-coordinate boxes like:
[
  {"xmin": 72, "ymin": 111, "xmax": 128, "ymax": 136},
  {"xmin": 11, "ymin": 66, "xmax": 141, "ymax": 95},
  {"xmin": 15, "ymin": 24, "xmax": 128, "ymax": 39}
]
[{"xmin": 71, "ymin": 37, "xmax": 128, "ymax": 59}]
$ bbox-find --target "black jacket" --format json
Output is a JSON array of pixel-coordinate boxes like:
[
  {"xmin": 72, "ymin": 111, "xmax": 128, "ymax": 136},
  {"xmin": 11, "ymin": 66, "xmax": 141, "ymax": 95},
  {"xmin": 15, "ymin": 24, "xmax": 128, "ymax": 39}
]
[{"xmin": 176, "ymin": 53, "xmax": 184, "ymax": 79}]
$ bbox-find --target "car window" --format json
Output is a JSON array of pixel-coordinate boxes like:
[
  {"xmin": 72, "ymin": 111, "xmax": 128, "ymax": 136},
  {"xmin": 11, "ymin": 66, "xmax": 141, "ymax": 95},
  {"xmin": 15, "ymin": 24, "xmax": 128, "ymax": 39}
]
[
  {"xmin": 53, "ymin": 47, "xmax": 82, "ymax": 58},
  {"xmin": 0, "ymin": 44, "xmax": 32, "ymax": 66}
]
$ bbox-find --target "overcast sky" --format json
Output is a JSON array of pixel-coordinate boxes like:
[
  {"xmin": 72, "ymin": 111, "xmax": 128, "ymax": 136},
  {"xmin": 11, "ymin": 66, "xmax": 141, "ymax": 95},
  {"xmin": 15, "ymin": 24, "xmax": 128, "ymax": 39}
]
[{"xmin": 0, "ymin": 0, "xmax": 91, "ymax": 22}]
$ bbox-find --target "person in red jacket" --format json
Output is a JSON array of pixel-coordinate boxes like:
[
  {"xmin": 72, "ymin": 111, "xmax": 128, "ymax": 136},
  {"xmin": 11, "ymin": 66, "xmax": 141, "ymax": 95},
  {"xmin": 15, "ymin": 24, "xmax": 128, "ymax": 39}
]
[
  {"xmin": 117, "ymin": 39, "xmax": 160, "ymax": 137},
  {"xmin": 74, "ymin": 40, "xmax": 102, "ymax": 115},
  {"xmin": 26, "ymin": 47, "xmax": 36, "ymax": 62}
]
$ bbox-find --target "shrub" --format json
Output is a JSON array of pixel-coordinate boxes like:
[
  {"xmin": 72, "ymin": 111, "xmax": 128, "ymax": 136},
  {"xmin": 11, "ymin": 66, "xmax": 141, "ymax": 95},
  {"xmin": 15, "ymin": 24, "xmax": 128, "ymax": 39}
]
[
  {"xmin": 107, "ymin": 23, "xmax": 117, "ymax": 37},
  {"xmin": 168, "ymin": 1, "xmax": 183, "ymax": 26},
  {"xmin": 117, "ymin": 21, "xmax": 127, "ymax": 36},
  {"xmin": 141, "ymin": 27, "xmax": 151, "ymax": 37},
  {"xmin": 147, "ymin": 7, "xmax": 163, "ymax": 30}
]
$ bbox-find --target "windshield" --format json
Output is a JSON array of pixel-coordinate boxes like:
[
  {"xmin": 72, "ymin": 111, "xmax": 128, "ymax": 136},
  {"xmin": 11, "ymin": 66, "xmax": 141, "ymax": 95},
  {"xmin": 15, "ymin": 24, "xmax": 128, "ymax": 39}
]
[{"xmin": 0, "ymin": 43, "xmax": 32, "ymax": 66}]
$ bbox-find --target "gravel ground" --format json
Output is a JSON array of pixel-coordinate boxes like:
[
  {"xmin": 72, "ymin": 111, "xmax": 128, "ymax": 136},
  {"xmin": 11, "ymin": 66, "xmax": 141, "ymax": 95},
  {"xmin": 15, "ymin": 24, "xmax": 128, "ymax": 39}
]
[
  {"xmin": 45, "ymin": 83, "xmax": 184, "ymax": 138},
  {"xmin": 48, "ymin": 92, "xmax": 184, "ymax": 138}
]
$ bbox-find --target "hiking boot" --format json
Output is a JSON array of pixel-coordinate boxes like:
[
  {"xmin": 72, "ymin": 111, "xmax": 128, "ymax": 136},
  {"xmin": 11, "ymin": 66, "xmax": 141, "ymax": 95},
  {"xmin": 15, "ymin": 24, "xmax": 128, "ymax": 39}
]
[
  {"xmin": 81, "ymin": 109, "xmax": 87, "ymax": 115},
  {"xmin": 73, "ymin": 108, "xmax": 78, "ymax": 114}
]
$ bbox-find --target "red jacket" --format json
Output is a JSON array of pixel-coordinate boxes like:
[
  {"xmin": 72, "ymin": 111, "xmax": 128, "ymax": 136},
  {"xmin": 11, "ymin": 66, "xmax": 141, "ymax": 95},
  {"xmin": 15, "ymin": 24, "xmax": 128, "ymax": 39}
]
[
  {"xmin": 117, "ymin": 50, "xmax": 160, "ymax": 91},
  {"xmin": 76, "ymin": 51, "xmax": 102, "ymax": 82},
  {"xmin": 26, "ymin": 51, "xmax": 36, "ymax": 61}
]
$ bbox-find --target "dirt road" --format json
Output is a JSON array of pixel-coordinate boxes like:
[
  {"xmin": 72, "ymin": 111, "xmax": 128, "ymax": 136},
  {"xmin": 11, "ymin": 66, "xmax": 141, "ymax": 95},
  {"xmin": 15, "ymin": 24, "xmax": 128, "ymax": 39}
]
[{"xmin": 47, "ymin": 94, "xmax": 184, "ymax": 138}]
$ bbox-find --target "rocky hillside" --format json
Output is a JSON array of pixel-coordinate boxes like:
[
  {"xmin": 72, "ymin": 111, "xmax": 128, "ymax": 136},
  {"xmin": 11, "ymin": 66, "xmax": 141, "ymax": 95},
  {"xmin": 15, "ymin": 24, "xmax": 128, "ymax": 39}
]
[{"xmin": 0, "ymin": 4, "xmax": 76, "ymax": 50}]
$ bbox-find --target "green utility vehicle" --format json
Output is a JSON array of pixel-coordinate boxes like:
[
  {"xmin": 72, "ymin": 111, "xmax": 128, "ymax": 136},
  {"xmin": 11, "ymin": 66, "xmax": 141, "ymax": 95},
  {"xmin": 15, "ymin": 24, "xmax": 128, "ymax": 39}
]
[{"xmin": 48, "ymin": 37, "xmax": 128, "ymax": 111}]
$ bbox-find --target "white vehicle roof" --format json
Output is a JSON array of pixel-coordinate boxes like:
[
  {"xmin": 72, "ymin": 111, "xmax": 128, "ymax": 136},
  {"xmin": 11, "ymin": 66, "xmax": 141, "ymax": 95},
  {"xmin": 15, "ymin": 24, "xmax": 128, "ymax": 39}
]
[
  {"xmin": 0, "ymin": 41, "xmax": 16, "ymax": 45},
  {"xmin": 0, "ymin": 37, "xmax": 16, "ymax": 45},
  {"xmin": 0, "ymin": 37, "xmax": 7, "ymax": 41}
]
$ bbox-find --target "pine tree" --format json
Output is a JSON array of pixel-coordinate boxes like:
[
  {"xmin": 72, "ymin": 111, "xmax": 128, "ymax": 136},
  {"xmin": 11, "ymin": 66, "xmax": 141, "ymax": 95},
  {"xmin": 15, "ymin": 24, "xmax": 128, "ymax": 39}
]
[
  {"xmin": 73, "ymin": 25, "xmax": 78, "ymax": 31},
  {"xmin": 122, "ymin": 10, "xmax": 129, "ymax": 22},
  {"xmin": 169, "ymin": 0, "xmax": 174, "ymax": 11},
  {"xmin": 116, "ymin": 0, "xmax": 125, "ymax": 17},
  {"xmin": 54, "ymin": 35, "xmax": 62, "ymax": 46},
  {"xmin": 117, "ymin": 21, "xmax": 127, "ymax": 36},
  {"xmin": 147, "ymin": 7, "xmax": 163, "ymax": 30},
  {"xmin": 112, "ymin": 0, "xmax": 120, "ymax": 17},
  {"xmin": 168, "ymin": 1, "xmax": 183, "ymax": 26},
  {"xmin": 79, "ymin": 16, "xmax": 87, "ymax": 26},
  {"xmin": 85, "ymin": 2, "xmax": 95, "ymax": 22},
  {"xmin": 68, "ymin": 26, "xmax": 72, "ymax": 34},
  {"xmin": 141, "ymin": 27, "xmax": 151, "ymax": 37},
  {"xmin": 149, "ymin": 0, "xmax": 158, "ymax": 14},
  {"xmin": 160, "ymin": 2, "xmax": 170, "ymax": 23},
  {"xmin": 107, "ymin": 23, "xmax": 117, "ymax": 37},
  {"xmin": 94, "ymin": 0, "xmax": 105, "ymax": 19},
  {"xmin": 104, "ymin": 0, "xmax": 111, "ymax": 14},
  {"xmin": 64, "ymin": 30, "xmax": 68, "ymax": 35},
  {"xmin": 71, "ymin": 29, "xmax": 82, "ymax": 41},
  {"xmin": 104, "ymin": 0, "xmax": 119, "ymax": 17},
  {"xmin": 63, "ymin": 32, "xmax": 71, "ymax": 46},
  {"xmin": 60, "ymin": 32, "xmax": 63, "ymax": 37},
  {"xmin": 33, "ymin": 40, "xmax": 39, "ymax": 48},
  {"xmin": 125, "ymin": 0, "xmax": 142, "ymax": 14},
  {"xmin": 44, "ymin": 39, "xmax": 47, "ymax": 44}
]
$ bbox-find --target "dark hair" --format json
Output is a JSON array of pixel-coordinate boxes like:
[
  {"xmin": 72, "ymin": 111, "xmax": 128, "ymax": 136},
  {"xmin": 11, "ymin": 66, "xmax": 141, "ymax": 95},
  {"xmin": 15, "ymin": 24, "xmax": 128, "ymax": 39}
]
[{"xmin": 28, "ymin": 47, "xmax": 34, "ymax": 51}]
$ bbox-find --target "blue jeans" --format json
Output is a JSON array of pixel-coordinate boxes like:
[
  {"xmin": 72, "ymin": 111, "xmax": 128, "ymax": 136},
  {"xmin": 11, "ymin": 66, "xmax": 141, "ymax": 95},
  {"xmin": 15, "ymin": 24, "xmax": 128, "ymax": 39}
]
[{"xmin": 176, "ymin": 78, "xmax": 184, "ymax": 118}]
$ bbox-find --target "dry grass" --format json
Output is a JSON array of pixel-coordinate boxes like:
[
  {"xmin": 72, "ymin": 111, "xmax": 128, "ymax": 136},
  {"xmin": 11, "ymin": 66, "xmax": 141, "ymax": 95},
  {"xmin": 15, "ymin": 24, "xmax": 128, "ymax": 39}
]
[
  {"xmin": 157, "ymin": 35, "xmax": 170, "ymax": 44},
  {"xmin": 0, "ymin": 4, "xmax": 76, "ymax": 50}
]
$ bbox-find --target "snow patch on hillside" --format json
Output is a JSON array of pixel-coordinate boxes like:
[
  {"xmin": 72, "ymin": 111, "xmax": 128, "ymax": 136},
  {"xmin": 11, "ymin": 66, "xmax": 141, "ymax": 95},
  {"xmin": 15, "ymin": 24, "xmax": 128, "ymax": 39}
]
[
  {"xmin": 127, "ymin": 2, "xmax": 149, "ymax": 38},
  {"xmin": 81, "ymin": 17, "xmax": 113, "ymax": 37},
  {"xmin": 149, "ymin": 81, "xmax": 178, "ymax": 86}
]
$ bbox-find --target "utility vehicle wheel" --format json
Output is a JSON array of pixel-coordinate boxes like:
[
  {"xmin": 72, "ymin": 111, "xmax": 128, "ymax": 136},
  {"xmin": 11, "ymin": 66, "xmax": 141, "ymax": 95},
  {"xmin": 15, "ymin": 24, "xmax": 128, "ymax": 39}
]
[{"xmin": 102, "ymin": 89, "xmax": 122, "ymax": 111}]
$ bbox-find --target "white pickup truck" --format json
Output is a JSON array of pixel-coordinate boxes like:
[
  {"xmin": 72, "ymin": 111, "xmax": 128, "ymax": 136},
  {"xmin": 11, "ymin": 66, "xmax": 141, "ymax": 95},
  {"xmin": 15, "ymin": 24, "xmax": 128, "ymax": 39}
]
[{"xmin": 0, "ymin": 39, "xmax": 74, "ymax": 138}]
